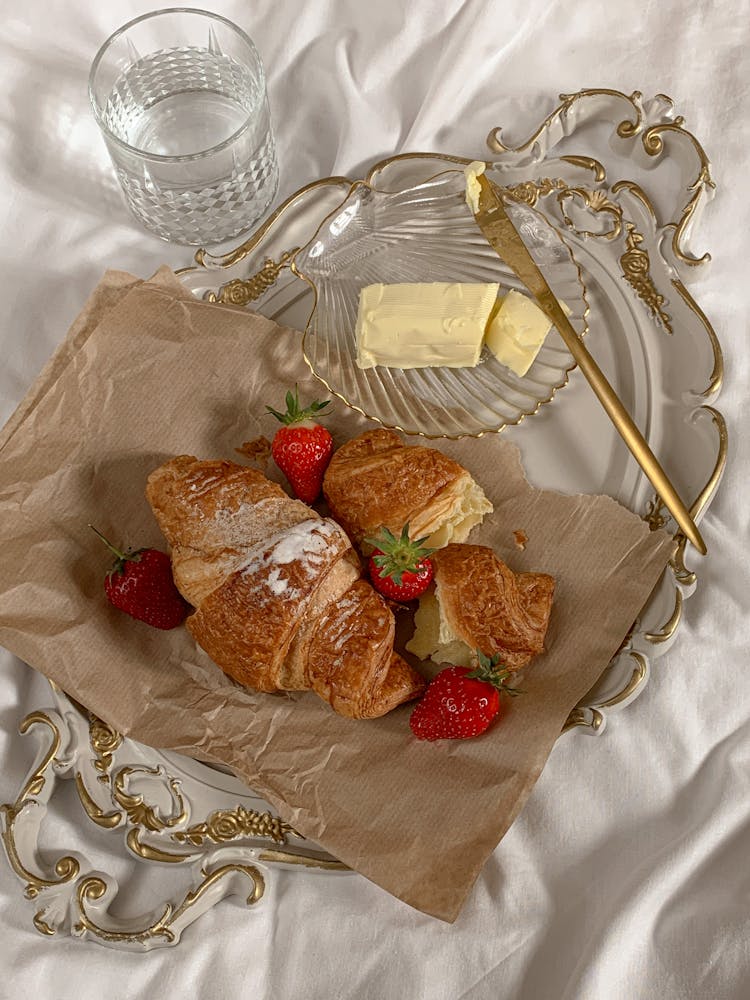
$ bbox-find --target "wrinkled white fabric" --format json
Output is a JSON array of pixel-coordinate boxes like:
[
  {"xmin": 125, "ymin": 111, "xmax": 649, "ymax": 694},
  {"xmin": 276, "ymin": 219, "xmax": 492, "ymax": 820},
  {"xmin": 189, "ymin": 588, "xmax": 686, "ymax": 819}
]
[{"xmin": 1, "ymin": 1, "xmax": 749, "ymax": 998}]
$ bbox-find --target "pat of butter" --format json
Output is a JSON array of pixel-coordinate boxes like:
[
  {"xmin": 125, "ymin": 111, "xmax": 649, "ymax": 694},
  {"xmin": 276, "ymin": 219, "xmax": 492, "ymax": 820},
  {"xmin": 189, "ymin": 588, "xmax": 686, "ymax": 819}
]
[
  {"xmin": 464, "ymin": 161, "xmax": 486, "ymax": 214},
  {"xmin": 355, "ymin": 282, "xmax": 499, "ymax": 370},
  {"xmin": 485, "ymin": 289, "xmax": 556, "ymax": 377}
]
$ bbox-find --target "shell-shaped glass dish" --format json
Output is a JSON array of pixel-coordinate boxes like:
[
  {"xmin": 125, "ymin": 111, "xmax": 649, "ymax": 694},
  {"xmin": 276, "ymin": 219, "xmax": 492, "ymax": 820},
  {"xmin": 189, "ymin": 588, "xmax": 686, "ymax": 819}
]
[{"xmin": 292, "ymin": 170, "xmax": 588, "ymax": 438}]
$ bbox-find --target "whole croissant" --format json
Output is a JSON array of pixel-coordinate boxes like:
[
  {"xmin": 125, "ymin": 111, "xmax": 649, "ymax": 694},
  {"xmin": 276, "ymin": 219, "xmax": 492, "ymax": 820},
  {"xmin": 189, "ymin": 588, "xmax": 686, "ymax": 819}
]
[{"xmin": 146, "ymin": 456, "xmax": 425, "ymax": 718}]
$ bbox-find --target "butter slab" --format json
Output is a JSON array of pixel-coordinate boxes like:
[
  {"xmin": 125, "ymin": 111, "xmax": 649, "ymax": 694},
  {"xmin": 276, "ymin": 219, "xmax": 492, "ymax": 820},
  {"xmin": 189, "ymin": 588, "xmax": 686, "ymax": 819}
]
[
  {"xmin": 355, "ymin": 282, "xmax": 499, "ymax": 370},
  {"xmin": 485, "ymin": 289, "xmax": 555, "ymax": 377}
]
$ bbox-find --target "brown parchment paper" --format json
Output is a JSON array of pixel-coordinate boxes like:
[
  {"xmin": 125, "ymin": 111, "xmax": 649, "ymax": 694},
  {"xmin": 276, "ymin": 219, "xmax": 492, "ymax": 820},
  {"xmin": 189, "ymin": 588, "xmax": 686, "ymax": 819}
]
[{"xmin": 0, "ymin": 269, "xmax": 675, "ymax": 921}]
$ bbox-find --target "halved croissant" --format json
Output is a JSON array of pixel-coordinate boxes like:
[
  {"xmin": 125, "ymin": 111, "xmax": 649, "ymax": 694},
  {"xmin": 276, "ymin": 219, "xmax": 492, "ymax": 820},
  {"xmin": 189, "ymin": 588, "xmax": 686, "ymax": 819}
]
[
  {"xmin": 322, "ymin": 428, "xmax": 492, "ymax": 549},
  {"xmin": 146, "ymin": 456, "xmax": 425, "ymax": 718},
  {"xmin": 406, "ymin": 543, "xmax": 555, "ymax": 671}
]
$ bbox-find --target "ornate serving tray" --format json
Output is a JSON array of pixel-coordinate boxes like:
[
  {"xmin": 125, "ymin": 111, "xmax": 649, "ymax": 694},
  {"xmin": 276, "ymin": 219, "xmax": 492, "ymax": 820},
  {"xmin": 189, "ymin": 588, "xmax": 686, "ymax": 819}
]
[{"xmin": 1, "ymin": 90, "xmax": 726, "ymax": 949}]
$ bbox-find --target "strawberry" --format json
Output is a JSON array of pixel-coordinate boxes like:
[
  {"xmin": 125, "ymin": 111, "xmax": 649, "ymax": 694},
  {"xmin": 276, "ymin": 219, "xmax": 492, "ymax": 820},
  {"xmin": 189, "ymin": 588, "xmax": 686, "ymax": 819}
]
[
  {"xmin": 267, "ymin": 387, "xmax": 333, "ymax": 504},
  {"xmin": 409, "ymin": 652, "xmax": 520, "ymax": 741},
  {"xmin": 90, "ymin": 525, "xmax": 190, "ymax": 630},
  {"xmin": 365, "ymin": 524, "xmax": 434, "ymax": 602}
]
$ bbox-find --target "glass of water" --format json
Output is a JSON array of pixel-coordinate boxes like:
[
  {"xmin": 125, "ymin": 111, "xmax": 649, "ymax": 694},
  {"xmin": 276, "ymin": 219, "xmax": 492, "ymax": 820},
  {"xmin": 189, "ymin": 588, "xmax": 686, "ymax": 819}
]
[{"xmin": 89, "ymin": 8, "xmax": 278, "ymax": 245}]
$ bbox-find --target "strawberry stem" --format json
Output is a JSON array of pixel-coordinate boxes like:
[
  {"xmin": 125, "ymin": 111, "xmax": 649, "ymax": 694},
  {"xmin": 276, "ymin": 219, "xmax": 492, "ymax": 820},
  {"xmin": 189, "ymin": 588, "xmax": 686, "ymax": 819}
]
[
  {"xmin": 466, "ymin": 650, "xmax": 522, "ymax": 695},
  {"xmin": 365, "ymin": 523, "xmax": 434, "ymax": 586},
  {"xmin": 266, "ymin": 384, "xmax": 331, "ymax": 425},
  {"xmin": 89, "ymin": 524, "xmax": 141, "ymax": 574},
  {"xmin": 89, "ymin": 524, "xmax": 127, "ymax": 561}
]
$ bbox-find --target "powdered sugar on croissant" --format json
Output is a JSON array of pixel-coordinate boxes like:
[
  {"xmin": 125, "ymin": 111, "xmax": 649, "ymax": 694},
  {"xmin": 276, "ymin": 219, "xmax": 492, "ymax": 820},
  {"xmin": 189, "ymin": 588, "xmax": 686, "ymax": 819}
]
[{"xmin": 146, "ymin": 456, "xmax": 425, "ymax": 718}]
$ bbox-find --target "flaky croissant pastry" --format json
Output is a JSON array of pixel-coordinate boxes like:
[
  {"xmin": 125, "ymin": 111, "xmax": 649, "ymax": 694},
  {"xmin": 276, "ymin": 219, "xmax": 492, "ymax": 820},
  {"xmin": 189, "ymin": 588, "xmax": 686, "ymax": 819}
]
[
  {"xmin": 146, "ymin": 456, "xmax": 425, "ymax": 718},
  {"xmin": 406, "ymin": 543, "xmax": 555, "ymax": 671},
  {"xmin": 322, "ymin": 429, "xmax": 492, "ymax": 550}
]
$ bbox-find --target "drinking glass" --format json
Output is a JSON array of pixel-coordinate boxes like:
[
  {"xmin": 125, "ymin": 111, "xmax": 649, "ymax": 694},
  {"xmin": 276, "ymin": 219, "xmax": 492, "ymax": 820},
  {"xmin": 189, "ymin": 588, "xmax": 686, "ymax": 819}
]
[{"xmin": 89, "ymin": 8, "xmax": 278, "ymax": 245}]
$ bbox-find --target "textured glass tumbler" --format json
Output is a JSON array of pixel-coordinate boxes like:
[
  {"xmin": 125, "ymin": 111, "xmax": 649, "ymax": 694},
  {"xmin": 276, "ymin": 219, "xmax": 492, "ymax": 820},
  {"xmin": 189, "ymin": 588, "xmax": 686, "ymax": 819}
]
[{"xmin": 89, "ymin": 8, "xmax": 278, "ymax": 245}]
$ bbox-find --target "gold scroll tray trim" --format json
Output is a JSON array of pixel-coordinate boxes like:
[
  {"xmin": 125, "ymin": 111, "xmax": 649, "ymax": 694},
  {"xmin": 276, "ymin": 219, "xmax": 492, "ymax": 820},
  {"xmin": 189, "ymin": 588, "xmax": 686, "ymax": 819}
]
[{"xmin": 0, "ymin": 689, "xmax": 347, "ymax": 951}]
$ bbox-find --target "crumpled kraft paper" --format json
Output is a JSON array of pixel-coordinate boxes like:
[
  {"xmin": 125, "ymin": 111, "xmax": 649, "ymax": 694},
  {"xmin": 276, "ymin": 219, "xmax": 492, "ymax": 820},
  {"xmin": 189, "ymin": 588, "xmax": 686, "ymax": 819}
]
[{"xmin": 0, "ymin": 268, "xmax": 675, "ymax": 921}]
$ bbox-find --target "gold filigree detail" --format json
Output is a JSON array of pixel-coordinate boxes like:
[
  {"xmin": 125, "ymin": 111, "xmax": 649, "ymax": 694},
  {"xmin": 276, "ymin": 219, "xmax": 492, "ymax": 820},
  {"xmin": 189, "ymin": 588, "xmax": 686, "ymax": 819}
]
[
  {"xmin": 615, "ymin": 90, "xmax": 645, "ymax": 138},
  {"xmin": 564, "ymin": 653, "xmax": 648, "ymax": 732},
  {"xmin": 73, "ymin": 876, "xmax": 172, "ymax": 944},
  {"xmin": 364, "ymin": 150, "xmax": 476, "ymax": 184},
  {"xmin": 643, "ymin": 408, "xmax": 725, "ymax": 618},
  {"xmin": 504, "ymin": 177, "xmax": 567, "ymax": 207},
  {"xmin": 611, "ymin": 178, "xmax": 652, "ymax": 212},
  {"xmin": 643, "ymin": 494, "xmax": 669, "ymax": 531},
  {"xmin": 487, "ymin": 89, "xmax": 645, "ymax": 155},
  {"xmin": 648, "ymin": 410, "xmax": 725, "ymax": 588},
  {"xmin": 672, "ymin": 280, "xmax": 723, "ymax": 397},
  {"xmin": 614, "ymin": 180, "xmax": 722, "ymax": 397},
  {"xmin": 500, "ymin": 175, "xmax": 624, "ymax": 242},
  {"xmin": 73, "ymin": 864, "xmax": 264, "ymax": 945},
  {"xmin": 594, "ymin": 653, "xmax": 649, "ymax": 710},
  {"xmin": 685, "ymin": 407, "xmax": 728, "ymax": 519},
  {"xmin": 1, "ymin": 703, "xmax": 275, "ymax": 945},
  {"xmin": 173, "ymin": 805, "xmax": 294, "ymax": 847},
  {"xmin": 562, "ymin": 707, "xmax": 605, "ymax": 734},
  {"xmin": 74, "ymin": 773, "xmax": 122, "ymax": 830},
  {"xmin": 192, "ymin": 176, "xmax": 353, "ymax": 270},
  {"xmin": 645, "ymin": 589, "xmax": 684, "ymax": 644},
  {"xmin": 205, "ymin": 250, "xmax": 298, "ymax": 306},
  {"xmin": 557, "ymin": 186, "xmax": 622, "ymax": 240},
  {"xmin": 258, "ymin": 848, "xmax": 348, "ymax": 870},
  {"xmin": 669, "ymin": 535, "xmax": 697, "ymax": 587},
  {"xmin": 559, "ymin": 154, "xmax": 606, "ymax": 182},
  {"xmin": 171, "ymin": 863, "xmax": 264, "ymax": 919},
  {"xmin": 126, "ymin": 828, "xmax": 193, "ymax": 864},
  {"xmin": 620, "ymin": 224, "xmax": 673, "ymax": 333},
  {"xmin": 668, "ymin": 408, "xmax": 726, "ymax": 584},
  {"xmin": 89, "ymin": 713, "xmax": 122, "ymax": 784},
  {"xmin": 0, "ymin": 713, "xmax": 81, "ymax": 899},
  {"xmin": 484, "ymin": 90, "xmax": 714, "ymax": 269},
  {"xmin": 641, "ymin": 119, "xmax": 716, "ymax": 266},
  {"xmin": 112, "ymin": 766, "xmax": 187, "ymax": 832},
  {"xmin": 615, "ymin": 618, "xmax": 640, "ymax": 655},
  {"xmin": 33, "ymin": 912, "xmax": 57, "ymax": 936}
]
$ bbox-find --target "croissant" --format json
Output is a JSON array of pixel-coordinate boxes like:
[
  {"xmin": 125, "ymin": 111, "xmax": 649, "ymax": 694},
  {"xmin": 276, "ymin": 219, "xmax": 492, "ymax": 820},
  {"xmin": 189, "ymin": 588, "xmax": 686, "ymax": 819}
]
[
  {"xmin": 322, "ymin": 428, "xmax": 492, "ymax": 549},
  {"xmin": 406, "ymin": 543, "xmax": 555, "ymax": 672},
  {"xmin": 146, "ymin": 456, "xmax": 426, "ymax": 718}
]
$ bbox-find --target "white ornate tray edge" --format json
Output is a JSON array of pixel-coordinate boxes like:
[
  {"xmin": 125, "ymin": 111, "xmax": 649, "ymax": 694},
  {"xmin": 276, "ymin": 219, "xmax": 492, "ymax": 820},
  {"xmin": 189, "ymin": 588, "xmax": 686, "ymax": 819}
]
[{"xmin": 1, "ymin": 90, "xmax": 727, "ymax": 949}]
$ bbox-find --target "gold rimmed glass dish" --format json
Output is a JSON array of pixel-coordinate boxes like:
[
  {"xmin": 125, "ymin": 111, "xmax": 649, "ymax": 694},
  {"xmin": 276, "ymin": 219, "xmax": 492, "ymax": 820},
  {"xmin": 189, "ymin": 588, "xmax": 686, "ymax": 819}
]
[{"xmin": 291, "ymin": 170, "xmax": 588, "ymax": 439}]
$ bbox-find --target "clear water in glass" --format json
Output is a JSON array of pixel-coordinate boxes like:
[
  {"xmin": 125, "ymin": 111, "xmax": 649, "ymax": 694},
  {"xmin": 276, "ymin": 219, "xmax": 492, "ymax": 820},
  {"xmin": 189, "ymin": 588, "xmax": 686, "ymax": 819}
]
[{"xmin": 95, "ymin": 35, "xmax": 277, "ymax": 245}]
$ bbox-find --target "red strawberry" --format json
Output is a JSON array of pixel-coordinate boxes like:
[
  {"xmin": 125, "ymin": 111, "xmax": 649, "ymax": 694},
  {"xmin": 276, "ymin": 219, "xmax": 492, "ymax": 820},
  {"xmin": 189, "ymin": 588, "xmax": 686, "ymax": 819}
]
[
  {"xmin": 365, "ymin": 524, "xmax": 434, "ymax": 603},
  {"xmin": 90, "ymin": 525, "xmax": 190, "ymax": 630},
  {"xmin": 267, "ymin": 387, "xmax": 333, "ymax": 504},
  {"xmin": 409, "ymin": 652, "xmax": 520, "ymax": 741}
]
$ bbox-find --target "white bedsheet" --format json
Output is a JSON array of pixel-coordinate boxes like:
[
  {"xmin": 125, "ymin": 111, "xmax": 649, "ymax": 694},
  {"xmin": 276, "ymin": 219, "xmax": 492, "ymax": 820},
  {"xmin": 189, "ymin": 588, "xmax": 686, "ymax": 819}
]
[{"xmin": 1, "ymin": 1, "xmax": 748, "ymax": 997}]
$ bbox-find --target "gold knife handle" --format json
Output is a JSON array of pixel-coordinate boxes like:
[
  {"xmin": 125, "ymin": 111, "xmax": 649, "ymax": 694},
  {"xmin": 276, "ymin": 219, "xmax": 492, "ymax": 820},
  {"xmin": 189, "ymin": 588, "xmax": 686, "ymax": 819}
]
[
  {"xmin": 475, "ymin": 175, "xmax": 706, "ymax": 555},
  {"xmin": 545, "ymin": 306, "xmax": 706, "ymax": 555}
]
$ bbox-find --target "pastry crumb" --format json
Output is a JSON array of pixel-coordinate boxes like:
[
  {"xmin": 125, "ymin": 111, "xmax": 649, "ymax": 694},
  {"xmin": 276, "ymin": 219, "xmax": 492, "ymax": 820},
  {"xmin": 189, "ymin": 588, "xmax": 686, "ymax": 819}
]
[
  {"xmin": 236, "ymin": 436, "xmax": 271, "ymax": 466},
  {"xmin": 513, "ymin": 529, "xmax": 528, "ymax": 550}
]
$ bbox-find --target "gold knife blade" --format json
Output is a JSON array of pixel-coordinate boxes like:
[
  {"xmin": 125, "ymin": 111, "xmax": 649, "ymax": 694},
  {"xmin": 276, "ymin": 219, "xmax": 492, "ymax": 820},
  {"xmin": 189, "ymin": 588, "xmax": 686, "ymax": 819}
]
[{"xmin": 473, "ymin": 173, "xmax": 706, "ymax": 555}]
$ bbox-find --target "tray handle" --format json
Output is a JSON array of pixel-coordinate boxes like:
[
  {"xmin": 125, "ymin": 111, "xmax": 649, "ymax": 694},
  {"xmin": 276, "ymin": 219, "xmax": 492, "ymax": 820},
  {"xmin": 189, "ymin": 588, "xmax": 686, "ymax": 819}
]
[{"xmin": 0, "ymin": 708, "xmax": 266, "ymax": 951}]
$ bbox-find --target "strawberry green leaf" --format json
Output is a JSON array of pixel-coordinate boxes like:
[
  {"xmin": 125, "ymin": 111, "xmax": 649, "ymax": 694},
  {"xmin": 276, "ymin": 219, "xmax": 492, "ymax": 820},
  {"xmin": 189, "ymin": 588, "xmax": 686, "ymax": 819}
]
[
  {"xmin": 466, "ymin": 649, "xmax": 522, "ymax": 695},
  {"xmin": 364, "ymin": 522, "xmax": 435, "ymax": 583},
  {"xmin": 267, "ymin": 383, "xmax": 331, "ymax": 425}
]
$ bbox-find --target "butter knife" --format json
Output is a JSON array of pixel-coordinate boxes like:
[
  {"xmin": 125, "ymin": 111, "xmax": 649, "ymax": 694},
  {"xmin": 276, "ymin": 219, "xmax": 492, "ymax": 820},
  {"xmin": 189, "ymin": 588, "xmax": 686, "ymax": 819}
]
[{"xmin": 473, "ymin": 173, "xmax": 706, "ymax": 555}]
